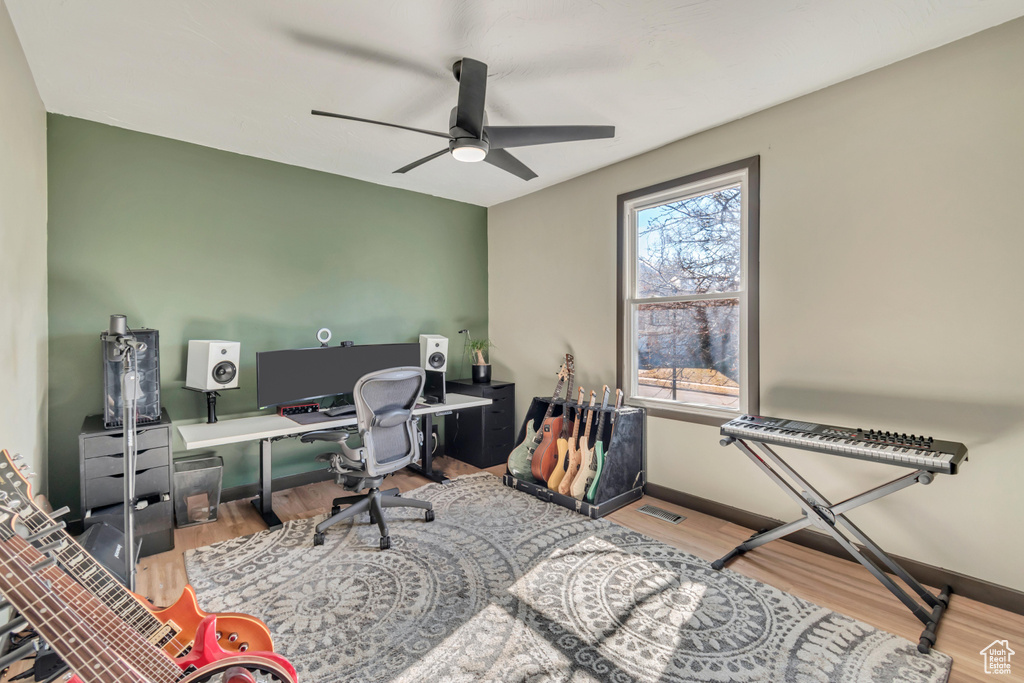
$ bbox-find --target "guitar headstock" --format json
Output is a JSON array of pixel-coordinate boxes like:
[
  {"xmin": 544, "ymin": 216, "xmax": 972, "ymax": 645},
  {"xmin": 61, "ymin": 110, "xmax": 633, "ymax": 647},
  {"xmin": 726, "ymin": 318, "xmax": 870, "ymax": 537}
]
[
  {"xmin": 587, "ymin": 390, "xmax": 597, "ymax": 408},
  {"xmin": 0, "ymin": 450, "xmax": 33, "ymax": 502},
  {"xmin": 599, "ymin": 385, "xmax": 611, "ymax": 410},
  {"xmin": 577, "ymin": 386, "xmax": 585, "ymax": 405},
  {"xmin": 556, "ymin": 354, "xmax": 574, "ymax": 383},
  {"xmin": 614, "ymin": 388, "xmax": 624, "ymax": 410}
]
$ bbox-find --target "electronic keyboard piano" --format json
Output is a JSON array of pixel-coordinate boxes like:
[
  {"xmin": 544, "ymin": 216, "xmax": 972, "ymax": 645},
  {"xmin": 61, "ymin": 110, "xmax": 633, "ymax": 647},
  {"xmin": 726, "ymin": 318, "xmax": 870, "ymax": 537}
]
[
  {"xmin": 721, "ymin": 414, "xmax": 968, "ymax": 474},
  {"xmin": 716, "ymin": 413, "xmax": 968, "ymax": 653}
]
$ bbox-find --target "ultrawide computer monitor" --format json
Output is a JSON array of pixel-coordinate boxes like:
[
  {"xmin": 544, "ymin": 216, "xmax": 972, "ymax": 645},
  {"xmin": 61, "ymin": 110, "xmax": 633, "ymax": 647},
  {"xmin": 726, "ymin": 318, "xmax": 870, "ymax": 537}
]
[{"xmin": 256, "ymin": 343, "xmax": 419, "ymax": 409}]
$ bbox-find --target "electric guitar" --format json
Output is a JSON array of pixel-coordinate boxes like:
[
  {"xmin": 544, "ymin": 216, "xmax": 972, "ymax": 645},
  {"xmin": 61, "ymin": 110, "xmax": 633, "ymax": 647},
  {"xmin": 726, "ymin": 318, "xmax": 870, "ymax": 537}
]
[
  {"xmin": 571, "ymin": 385, "xmax": 609, "ymax": 500},
  {"xmin": 548, "ymin": 387, "xmax": 583, "ymax": 491},
  {"xmin": 558, "ymin": 390, "xmax": 595, "ymax": 496},
  {"xmin": 586, "ymin": 388, "xmax": 623, "ymax": 502},
  {"xmin": 0, "ymin": 505, "xmax": 297, "ymax": 683},
  {"xmin": 0, "ymin": 449, "xmax": 274, "ymax": 658},
  {"xmin": 508, "ymin": 355, "xmax": 573, "ymax": 482},
  {"xmin": 534, "ymin": 366, "xmax": 573, "ymax": 482}
]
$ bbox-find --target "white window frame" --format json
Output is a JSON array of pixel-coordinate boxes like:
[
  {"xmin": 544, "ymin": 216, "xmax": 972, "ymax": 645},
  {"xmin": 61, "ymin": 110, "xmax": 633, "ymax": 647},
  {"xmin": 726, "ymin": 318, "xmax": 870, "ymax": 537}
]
[{"xmin": 617, "ymin": 157, "xmax": 759, "ymax": 425}]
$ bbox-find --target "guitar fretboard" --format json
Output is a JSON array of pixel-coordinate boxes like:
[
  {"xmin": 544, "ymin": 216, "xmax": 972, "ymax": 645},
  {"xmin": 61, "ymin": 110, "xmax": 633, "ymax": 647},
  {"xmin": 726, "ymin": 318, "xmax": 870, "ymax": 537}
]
[{"xmin": 0, "ymin": 464, "xmax": 181, "ymax": 651}]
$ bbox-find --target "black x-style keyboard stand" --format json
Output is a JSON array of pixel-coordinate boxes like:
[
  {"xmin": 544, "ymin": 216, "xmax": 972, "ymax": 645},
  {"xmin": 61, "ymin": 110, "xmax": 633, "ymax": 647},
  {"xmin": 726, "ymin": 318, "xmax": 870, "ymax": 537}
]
[{"xmin": 713, "ymin": 436, "xmax": 951, "ymax": 654}]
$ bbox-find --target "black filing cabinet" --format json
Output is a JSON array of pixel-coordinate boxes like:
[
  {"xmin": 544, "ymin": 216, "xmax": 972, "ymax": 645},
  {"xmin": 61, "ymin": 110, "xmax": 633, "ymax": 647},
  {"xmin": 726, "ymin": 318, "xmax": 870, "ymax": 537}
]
[
  {"xmin": 79, "ymin": 409, "xmax": 174, "ymax": 557},
  {"xmin": 445, "ymin": 379, "xmax": 516, "ymax": 468}
]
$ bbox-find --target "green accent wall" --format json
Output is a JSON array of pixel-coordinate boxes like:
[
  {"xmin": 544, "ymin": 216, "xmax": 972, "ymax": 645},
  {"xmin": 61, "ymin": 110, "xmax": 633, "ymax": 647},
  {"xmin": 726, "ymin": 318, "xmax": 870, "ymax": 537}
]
[{"xmin": 47, "ymin": 114, "xmax": 487, "ymax": 521}]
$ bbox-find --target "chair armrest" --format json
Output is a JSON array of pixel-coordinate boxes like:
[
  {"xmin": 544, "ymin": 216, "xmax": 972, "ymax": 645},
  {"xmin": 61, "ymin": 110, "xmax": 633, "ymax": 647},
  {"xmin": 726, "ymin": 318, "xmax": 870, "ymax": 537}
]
[
  {"xmin": 338, "ymin": 436, "xmax": 364, "ymax": 462},
  {"xmin": 300, "ymin": 428, "xmax": 354, "ymax": 444}
]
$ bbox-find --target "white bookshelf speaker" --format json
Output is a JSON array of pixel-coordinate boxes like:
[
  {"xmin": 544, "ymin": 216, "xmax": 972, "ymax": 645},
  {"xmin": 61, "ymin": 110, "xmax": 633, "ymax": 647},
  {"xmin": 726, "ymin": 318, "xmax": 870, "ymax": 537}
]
[
  {"xmin": 186, "ymin": 340, "xmax": 240, "ymax": 391},
  {"xmin": 419, "ymin": 334, "xmax": 448, "ymax": 373}
]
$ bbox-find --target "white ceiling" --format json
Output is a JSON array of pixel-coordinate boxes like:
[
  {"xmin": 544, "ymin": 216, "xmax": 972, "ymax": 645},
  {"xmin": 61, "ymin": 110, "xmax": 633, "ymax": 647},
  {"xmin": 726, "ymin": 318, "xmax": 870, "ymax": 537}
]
[{"xmin": 7, "ymin": 1, "xmax": 1023, "ymax": 207}]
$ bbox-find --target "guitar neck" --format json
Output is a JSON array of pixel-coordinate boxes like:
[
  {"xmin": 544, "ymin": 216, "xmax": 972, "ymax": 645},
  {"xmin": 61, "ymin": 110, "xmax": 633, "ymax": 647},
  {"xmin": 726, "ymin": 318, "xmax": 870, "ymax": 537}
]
[
  {"xmin": 10, "ymin": 482, "xmax": 177, "ymax": 650},
  {"xmin": 581, "ymin": 392, "xmax": 598, "ymax": 443},
  {"xmin": 532, "ymin": 378, "xmax": 566, "ymax": 444},
  {"xmin": 0, "ymin": 534, "xmax": 159, "ymax": 683},
  {"xmin": 582, "ymin": 411, "xmax": 595, "ymax": 442},
  {"xmin": 559, "ymin": 375, "xmax": 575, "ymax": 438}
]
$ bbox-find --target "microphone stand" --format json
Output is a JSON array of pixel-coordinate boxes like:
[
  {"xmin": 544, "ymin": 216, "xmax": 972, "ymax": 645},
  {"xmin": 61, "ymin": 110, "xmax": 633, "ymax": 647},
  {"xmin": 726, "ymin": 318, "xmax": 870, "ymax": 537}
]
[{"xmin": 101, "ymin": 315, "xmax": 146, "ymax": 591}]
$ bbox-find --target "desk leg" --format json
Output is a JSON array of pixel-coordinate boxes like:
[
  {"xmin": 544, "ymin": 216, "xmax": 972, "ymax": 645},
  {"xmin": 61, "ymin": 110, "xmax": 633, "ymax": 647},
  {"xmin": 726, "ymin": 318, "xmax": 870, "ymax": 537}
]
[
  {"xmin": 251, "ymin": 438, "xmax": 284, "ymax": 530},
  {"xmin": 406, "ymin": 413, "xmax": 449, "ymax": 484}
]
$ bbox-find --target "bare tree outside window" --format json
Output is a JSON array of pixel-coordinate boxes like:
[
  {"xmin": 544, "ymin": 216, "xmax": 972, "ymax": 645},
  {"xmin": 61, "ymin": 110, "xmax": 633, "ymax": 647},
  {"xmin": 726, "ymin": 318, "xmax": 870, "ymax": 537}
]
[
  {"xmin": 619, "ymin": 158, "xmax": 758, "ymax": 421},
  {"xmin": 636, "ymin": 188, "xmax": 741, "ymax": 407}
]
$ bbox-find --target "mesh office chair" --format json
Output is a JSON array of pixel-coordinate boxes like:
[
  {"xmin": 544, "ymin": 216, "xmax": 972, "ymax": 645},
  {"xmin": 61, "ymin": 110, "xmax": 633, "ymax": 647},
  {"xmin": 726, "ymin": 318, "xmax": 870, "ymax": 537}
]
[{"xmin": 301, "ymin": 367, "xmax": 433, "ymax": 549}]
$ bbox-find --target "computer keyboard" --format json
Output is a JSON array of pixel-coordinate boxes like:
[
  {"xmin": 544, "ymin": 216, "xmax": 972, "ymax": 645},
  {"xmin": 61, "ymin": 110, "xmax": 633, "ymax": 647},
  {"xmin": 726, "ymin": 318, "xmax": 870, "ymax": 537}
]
[{"xmin": 323, "ymin": 405, "xmax": 357, "ymax": 418}]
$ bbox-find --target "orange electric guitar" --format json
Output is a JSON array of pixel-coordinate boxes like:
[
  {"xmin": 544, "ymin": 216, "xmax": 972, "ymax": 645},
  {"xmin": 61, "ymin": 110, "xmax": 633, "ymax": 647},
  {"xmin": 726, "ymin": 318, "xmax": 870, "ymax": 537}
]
[
  {"xmin": 0, "ymin": 449, "xmax": 274, "ymax": 657},
  {"xmin": 534, "ymin": 364, "xmax": 573, "ymax": 481},
  {"xmin": 508, "ymin": 355, "xmax": 573, "ymax": 482},
  {"xmin": 548, "ymin": 387, "xmax": 583, "ymax": 491},
  {"xmin": 558, "ymin": 389, "xmax": 596, "ymax": 496}
]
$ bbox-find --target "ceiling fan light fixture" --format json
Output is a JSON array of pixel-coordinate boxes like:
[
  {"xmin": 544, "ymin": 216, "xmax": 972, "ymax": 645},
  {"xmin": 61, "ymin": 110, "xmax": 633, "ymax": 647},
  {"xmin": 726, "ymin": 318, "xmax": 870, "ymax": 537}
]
[{"xmin": 450, "ymin": 138, "xmax": 488, "ymax": 163}]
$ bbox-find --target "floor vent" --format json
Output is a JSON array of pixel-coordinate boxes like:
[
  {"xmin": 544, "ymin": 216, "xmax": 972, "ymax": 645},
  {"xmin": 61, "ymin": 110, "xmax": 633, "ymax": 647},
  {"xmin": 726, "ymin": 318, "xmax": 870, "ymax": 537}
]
[{"xmin": 637, "ymin": 504, "xmax": 685, "ymax": 524}]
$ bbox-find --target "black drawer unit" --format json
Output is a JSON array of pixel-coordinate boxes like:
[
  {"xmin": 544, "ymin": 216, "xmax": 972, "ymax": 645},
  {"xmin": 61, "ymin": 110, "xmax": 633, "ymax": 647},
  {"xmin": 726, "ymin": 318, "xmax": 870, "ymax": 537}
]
[
  {"xmin": 445, "ymin": 379, "xmax": 516, "ymax": 468},
  {"xmin": 79, "ymin": 410, "xmax": 174, "ymax": 557}
]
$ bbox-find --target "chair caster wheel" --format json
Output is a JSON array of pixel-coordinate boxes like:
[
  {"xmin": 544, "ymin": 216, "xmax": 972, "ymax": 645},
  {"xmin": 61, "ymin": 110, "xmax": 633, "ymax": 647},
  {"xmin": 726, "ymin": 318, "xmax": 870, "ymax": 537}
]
[
  {"xmin": 424, "ymin": 510, "xmax": 435, "ymax": 522},
  {"xmin": 331, "ymin": 505, "xmax": 341, "ymax": 517},
  {"xmin": 313, "ymin": 532, "xmax": 325, "ymax": 547},
  {"xmin": 380, "ymin": 536, "xmax": 391, "ymax": 550}
]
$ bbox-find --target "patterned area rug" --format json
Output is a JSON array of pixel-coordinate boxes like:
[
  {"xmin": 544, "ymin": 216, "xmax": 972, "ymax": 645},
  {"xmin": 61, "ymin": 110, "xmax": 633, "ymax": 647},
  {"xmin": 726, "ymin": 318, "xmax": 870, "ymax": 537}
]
[{"xmin": 184, "ymin": 473, "xmax": 951, "ymax": 682}]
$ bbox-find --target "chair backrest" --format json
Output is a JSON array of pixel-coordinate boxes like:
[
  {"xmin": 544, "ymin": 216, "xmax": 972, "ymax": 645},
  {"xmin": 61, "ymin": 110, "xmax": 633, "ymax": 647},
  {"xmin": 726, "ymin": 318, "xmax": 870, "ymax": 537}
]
[{"xmin": 352, "ymin": 366, "xmax": 426, "ymax": 477}]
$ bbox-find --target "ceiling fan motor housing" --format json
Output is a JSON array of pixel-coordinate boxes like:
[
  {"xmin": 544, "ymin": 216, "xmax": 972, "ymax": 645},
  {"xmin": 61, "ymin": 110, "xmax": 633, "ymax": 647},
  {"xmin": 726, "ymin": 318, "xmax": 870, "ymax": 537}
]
[{"xmin": 449, "ymin": 106, "xmax": 488, "ymax": 161}]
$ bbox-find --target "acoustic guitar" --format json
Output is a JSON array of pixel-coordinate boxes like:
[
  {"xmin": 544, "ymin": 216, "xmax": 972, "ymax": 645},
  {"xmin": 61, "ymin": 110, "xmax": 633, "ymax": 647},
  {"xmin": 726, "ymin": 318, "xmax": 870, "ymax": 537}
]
[
  {"xmin": 586, "ymin": 388, "xmax": 623, "ymax": 502},
  {"xmin": 0, "ymin": 449, "xmax": 274, "ymax": 658},
  {"xmin": 571, "ymin": 385, "xmax": 609, "ymax": 500},
  {"xmin": 508, "ymin": 355, "xmax": 573, "ymax": 482},
  {"xmin": 534, "ymin": 365, "xmax": 573, "ymax": 481},
  {"xmin": 558, "ymin": 389, "xmax": 595, "ymax": 496},
  {"xmin": 547, "ymin": 386, "xmax": 583, "ymax": 491},
  {"xmin": 0, "ymin": 504, "xmax": 297, "ymax": 683}
]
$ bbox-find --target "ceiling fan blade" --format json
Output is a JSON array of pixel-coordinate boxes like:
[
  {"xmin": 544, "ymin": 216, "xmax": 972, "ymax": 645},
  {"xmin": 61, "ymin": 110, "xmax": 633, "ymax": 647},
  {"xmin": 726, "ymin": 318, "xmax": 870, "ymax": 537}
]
[
  {"xmin": 311, "ymin": 110, "xmax": 450, "ymax": 139},
  {"xmin": 393, "ymin": 149, "xmax": 449, "ymax": 174},
  {"xmin": 454, "ymin": 58, "xmax": 488, "ymax": 138},
  {"xmin": 484, "ymin": 149, "xmax": 537, "ymax": 181},
  {"xmin": 485, "ymin": 125, "xmax": 615, "ymax": 149}
]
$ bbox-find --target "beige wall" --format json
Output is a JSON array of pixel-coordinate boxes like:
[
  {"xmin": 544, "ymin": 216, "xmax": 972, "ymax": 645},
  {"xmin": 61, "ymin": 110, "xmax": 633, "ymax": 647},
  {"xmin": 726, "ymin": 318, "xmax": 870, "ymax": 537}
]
[
  {"xmin": 489, "ymin": 17, "xmax": 1024, "ymax": 591},
  {"xmin": 0, "ymin": 1, "xmax": 48, "ymax": 493}
]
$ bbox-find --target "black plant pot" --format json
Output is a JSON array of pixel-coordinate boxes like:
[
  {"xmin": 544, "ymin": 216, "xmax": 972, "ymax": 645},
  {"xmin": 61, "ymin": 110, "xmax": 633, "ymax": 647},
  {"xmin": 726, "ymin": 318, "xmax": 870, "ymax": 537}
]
[{"xmin": 472, "ymin": 364, "xmax": 492, "ymax": 383}]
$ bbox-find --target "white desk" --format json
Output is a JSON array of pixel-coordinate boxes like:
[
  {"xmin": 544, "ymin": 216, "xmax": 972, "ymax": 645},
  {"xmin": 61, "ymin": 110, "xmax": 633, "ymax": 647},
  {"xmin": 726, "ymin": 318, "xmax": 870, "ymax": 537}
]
[{"xmin": 177, "ymin": 393, "xmax": 491, "ymax": 530}]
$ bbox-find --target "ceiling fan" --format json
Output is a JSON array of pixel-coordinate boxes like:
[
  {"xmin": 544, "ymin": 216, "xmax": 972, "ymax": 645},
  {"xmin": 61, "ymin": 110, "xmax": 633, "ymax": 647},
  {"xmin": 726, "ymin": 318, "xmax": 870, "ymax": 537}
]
[{"xmin": 312, "ymin": 57, "xmax": 615, "ymax": 181}]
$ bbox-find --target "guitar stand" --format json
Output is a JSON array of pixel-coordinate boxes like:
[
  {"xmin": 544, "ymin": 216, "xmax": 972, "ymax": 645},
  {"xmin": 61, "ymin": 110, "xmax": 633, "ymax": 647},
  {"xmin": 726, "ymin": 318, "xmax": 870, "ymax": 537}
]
[{"xmin": 714, "ymin": 437, "xmax": 951, "ymax": 654}]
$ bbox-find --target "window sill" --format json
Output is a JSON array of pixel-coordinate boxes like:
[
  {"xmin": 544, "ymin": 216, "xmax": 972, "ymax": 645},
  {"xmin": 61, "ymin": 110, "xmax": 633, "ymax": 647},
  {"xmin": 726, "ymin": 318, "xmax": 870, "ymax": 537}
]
[{"xmin": 626, "ymin": 396, "xmax": 741, "ymax": 427}]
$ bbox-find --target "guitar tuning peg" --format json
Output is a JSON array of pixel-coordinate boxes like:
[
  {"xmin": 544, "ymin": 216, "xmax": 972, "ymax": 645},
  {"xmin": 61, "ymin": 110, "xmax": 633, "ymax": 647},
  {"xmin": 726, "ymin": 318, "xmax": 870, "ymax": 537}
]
[
  {"xmin": 35, "ymin": 539, "xmax": 65, "ymax": 554},
  {"xmin": 48, "ymin": 506, "xmax": 71, "ymax": 520},
  {"xmin": 24, "ymin": 522, "xmax": 65, "ymax": 543},
  {"xmin": 8, "ymin": 499, "xmax": 22, "ymax": 509},
  {"xmin": 0, "ymin": 513, "xmax": 9, "ymax": 524},
  {"xmin": 0, "ymin": 491, "xmax": 8, "ymax": 501},
  {"xmin": 29, "ymin": 557, "xmax": 56, "ymax": 573},
  {"xmin": 10, "ymin": 452, "xmax": 23, "ymax": 462}
]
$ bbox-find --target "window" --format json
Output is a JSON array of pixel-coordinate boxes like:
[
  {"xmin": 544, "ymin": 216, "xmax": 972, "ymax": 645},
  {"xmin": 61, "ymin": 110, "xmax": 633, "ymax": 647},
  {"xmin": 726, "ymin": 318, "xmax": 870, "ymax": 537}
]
[{"xmin": 617, "ymin": 157, "xmax": 759, "ymax": 424}]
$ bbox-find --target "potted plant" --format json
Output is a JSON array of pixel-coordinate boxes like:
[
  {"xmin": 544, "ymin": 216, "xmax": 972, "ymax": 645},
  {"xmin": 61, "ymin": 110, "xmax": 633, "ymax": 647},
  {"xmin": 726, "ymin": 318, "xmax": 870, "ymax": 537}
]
[{"xmin": 467, "ymin": 338, "xmax": 494, "ymax": 383}]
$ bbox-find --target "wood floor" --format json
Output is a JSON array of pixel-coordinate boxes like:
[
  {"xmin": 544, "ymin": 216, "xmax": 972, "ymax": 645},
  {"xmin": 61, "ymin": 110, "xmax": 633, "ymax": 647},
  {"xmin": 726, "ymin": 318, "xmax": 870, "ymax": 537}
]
[{"xmin": 5, "ymin": 457, "xmax": 1021, "ymax": 681}]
